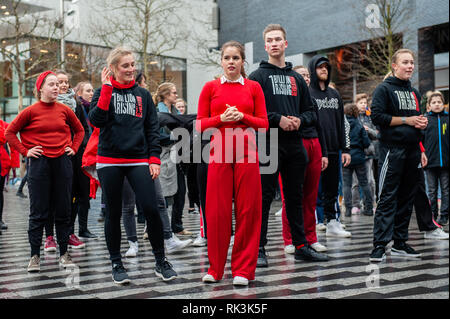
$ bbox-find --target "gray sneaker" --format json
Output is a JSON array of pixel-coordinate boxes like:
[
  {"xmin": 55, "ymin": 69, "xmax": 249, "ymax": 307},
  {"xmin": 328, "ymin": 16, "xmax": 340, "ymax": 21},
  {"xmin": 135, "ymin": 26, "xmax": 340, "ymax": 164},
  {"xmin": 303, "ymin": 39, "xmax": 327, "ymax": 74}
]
[
  {"xmin": 59, "ymin": 252, "xmax": 76, "ymax": 268},
  {"xmin": 27, "ymin": 255, "xmax": 40, "ymax": 272}
]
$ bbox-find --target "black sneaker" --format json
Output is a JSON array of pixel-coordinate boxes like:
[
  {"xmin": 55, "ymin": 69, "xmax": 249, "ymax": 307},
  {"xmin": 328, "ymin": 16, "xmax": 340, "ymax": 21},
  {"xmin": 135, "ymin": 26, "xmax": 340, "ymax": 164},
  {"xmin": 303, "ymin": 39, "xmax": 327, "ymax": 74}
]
[
  {"xmin": 437, "ymin": 215, "xmax": 448, "ymax": 226},
  {"xmin": 369, "ymin": 246, "xmax": 386, "ymax": 262},
  {"xmin": 391, "ymin": 242, "xmax": 421, "ymax": 258},
  {"xmin": 79, "ymin": 230, "xmax": 98, "ymax": 239},
  {"xmin": 112, "ymin": 263, "xmax": 130, "ymax": 284},
  {"xmin": 0, "ymin": 221, "xmax": 8, "ymax": 230},
  {"xmin": 295, "ymin": 245, "xmax": 329, "ymax": 262},
  {"xmin": 155, "ymin": 258, "xmax": 177, "ymax": 281},
  {"xmin": 256, "ymin": 247, "xmax": 268, "ymax": 268},
  {"xmin": 362, "ymin": 209, "xmax": 373, "ymax": 216},
  {"xmin": 16, "ymin": 192, "xmax": 27, "ymax": 198}
]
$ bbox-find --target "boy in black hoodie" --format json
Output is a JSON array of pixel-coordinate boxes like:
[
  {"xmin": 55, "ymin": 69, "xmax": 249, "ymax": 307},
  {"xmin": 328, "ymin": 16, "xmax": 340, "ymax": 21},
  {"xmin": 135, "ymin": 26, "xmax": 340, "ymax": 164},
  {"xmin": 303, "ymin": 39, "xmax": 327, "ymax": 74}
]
[
  {"xmin": 249, "ymin": 24, "xmax": 328, "ymax": 266},
  {"xmin": 308, "ymin": 55, "xmax": 352, "ymax": 238}
]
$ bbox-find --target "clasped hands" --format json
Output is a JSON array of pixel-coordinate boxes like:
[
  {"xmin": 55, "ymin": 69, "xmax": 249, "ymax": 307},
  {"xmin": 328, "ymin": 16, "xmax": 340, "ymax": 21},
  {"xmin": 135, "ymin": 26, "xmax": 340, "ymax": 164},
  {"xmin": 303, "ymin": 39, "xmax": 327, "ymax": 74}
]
[
  {"xmin": 279, "ymin": 115, "xmax": 301, "ymax": 131},
  {"xmin": 409, "ymin": 114, "xmax": 428, "ymax": 130},
  {"xmin": 220, "ymin": 104, "xmax": 244, "ymax": 122}
]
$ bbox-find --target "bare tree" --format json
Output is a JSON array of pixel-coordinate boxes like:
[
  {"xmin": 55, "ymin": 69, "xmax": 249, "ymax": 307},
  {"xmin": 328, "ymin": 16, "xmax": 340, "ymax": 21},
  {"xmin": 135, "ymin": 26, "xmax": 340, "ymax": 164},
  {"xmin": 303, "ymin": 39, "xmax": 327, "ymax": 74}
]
[
  {"xmin": 0, "ymin": 0, "xmax": 62, "ymax": 111},
  {"xmin": 89, "ymin": 0, "xmax": 218, "ymax": 87}
]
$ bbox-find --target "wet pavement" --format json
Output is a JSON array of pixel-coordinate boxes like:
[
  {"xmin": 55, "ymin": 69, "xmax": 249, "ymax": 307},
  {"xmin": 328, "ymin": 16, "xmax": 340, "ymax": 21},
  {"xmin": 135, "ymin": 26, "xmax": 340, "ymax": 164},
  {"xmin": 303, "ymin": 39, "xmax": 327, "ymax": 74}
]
[{"xmin": 0, "ymin": 183, "xmax": 448, "ymax": 300}]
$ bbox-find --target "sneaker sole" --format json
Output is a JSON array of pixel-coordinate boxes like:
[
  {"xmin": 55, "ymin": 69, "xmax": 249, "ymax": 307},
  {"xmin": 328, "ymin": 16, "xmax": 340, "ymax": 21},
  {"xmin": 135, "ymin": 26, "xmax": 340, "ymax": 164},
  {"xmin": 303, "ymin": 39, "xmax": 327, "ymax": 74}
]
[
  {"xmin": 112, "ymin": 276, "xmax": 131, "ymax": 285},
  {"xmin": 27, "ymin": 267, "xmax": 40, "ymax": 272},
  {"xmin": 44, "ymin": 247, "xmax": 57, "ymax": 252},
  {"xmin": 369, "ymin": 254, "xmax": 385, "ymax": 262},
  {"xmin": 155, "ymin": 270, "xmax": 177, "ymax": 281},
  {"xmin": 424, "ymin": 235, "xmax": 449, "ymax": 240},
  {"xmin": 391, "ymin": 249, "xmax": 422, "ymax": 258},
  {"xmin": 326, "ymin": 232, "xmax": 352, "ymax": 238},
  {"xmin": 69, "ymin": 244, "xmax": 86, "ymax": 249}
]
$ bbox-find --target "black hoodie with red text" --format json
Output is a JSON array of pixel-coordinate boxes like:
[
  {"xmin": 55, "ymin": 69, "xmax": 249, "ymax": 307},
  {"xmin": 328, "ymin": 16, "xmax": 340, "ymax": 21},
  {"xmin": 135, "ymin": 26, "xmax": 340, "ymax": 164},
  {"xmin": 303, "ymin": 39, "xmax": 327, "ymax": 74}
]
[
  {"xmin": 249, "ymin": 61, "xmax": 316, "ymax": 141},
  {"xmin": 370, "ymin": 76, "xmax": 422, "ymax": 146},
  {"xmin": 89, "ymin": 79, "xmax": 161, "ymax": 165}
]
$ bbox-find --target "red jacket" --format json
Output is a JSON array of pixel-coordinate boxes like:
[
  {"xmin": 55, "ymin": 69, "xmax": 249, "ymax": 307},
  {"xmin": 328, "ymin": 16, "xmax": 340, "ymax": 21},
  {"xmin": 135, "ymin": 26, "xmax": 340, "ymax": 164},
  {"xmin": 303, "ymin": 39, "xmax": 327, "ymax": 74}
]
[
  {"xmin": 0, "ymin": 121, "xmax": 11, "ymax": 177},
  {"xmin": 82, "ymin": 127, "xmax": 100, "ymax": 198}
]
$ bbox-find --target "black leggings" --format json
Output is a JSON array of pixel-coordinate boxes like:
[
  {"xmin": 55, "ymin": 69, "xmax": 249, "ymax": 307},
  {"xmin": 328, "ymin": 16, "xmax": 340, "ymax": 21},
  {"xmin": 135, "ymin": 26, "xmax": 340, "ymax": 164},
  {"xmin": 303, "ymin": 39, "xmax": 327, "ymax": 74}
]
[
  {"xmin": 97, "ymin": 165, "xmax": 165, "ymax": 264},
  {"xmin": 0, "ymin": 175, "xmax": 5, "ymax": 221}
]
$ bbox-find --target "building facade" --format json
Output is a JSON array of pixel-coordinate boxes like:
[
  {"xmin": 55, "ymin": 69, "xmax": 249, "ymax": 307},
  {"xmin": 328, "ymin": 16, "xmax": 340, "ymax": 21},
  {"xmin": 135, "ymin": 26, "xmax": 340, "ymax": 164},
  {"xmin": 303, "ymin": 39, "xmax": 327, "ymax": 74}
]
[
  {"xmin": 1, "ymin": 0, "xmax": 220, "ymax": 121},
  {"xmin": 217, "ymin": 0, "xmax": 449, "ymax": 103}
]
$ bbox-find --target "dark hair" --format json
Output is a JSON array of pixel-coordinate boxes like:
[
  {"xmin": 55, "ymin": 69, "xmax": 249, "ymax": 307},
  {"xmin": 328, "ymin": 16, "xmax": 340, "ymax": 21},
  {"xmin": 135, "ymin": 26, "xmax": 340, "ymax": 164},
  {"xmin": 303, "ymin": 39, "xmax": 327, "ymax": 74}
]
[
  {"xmin": 220, "ymin": 40, "xmax": 247, "ymax": 78},
  {"xmin": 136, "ymin": 71, "xmax": 145, "ymax": 84},
  {"xmin": 344, "ymin": 103, "xmax": 359, "ymax": 117}
]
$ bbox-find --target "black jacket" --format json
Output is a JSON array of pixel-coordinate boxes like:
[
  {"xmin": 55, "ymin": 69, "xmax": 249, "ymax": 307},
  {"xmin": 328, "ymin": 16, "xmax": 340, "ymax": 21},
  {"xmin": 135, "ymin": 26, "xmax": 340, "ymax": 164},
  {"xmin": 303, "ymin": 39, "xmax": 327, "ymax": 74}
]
[
  {"xmin": 370, "ymin": 76, "xmax": 422, "ymax": 146},
  {"xmin": 249, "ymin": 61, "xmax": 316, "ymax": 141},
  {"xmin": 308, "ymin": 55, "xmax": 350, "ymax": 155},
  {"xmin": 346, "ymin": 115, "xmax": 371, "ymax": 167},
  {"xmin": 424, "ymin": 110, "xmax": 449, "ymax": 169},
  {"xmin": 89, "ymin": 83, "xmax": 161, "ymax": 161}
]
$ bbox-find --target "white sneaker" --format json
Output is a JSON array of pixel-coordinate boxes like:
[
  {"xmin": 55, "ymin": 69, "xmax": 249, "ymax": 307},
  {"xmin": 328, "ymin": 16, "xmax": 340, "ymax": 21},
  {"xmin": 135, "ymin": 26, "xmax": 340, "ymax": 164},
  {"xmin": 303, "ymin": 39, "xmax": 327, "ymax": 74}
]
[
  {"xmin": 202, "ymin": 274, "xmax": 217, "ymax": 283},
  {"xmin": 275, "ymin": 208, "xmax": 282, "ymax": 217},
  {"xmin": 165, "ymin": 237, "xmax": 190, "ymax": 254},
  {"xmin": 192, "ymin": 234, "xmax": 207, "ymax": 247},
  {"xmin": 424, "ymin": 227, "xmax": 449, "ymax": 240},
  {"xmin": 351, "ymin": 207, "xmax": 360, "ymax": 215},
  {"xmin": 125, "ymin": 240, "xmax": 138, "ymax": 257},
  {"xmin": 326, "ymin": 219, "xmax": 352, "ymax": 238},
  {"xmin": 233, "ymin": 276, "xmax": 249, "ymax": 286},
  {"xmin": 310, "ymin": 242, "xmax": 328, "ymax": 252},
  {"xmin": 284, "ymin": 244, "xmax": 295, "ymax": 254},
  {"xmin": 316, "ymin": 223, "xmax": 327, "ymax": 231},
  {"xmin": 173, "ymin": 234, "xmax": 193, "ymax": 247}
]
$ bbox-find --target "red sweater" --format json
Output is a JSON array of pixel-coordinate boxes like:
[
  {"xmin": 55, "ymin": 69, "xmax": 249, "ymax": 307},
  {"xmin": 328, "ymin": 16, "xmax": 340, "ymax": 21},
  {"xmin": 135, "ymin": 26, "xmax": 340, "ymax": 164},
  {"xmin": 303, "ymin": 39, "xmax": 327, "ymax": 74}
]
[
  {"xmin": 5, "ymin": 101, "xmax": 84, "ymax": 158},
  {"xmin": 196, "ymin": 78, "xmax": 269, "ymax": 132}
]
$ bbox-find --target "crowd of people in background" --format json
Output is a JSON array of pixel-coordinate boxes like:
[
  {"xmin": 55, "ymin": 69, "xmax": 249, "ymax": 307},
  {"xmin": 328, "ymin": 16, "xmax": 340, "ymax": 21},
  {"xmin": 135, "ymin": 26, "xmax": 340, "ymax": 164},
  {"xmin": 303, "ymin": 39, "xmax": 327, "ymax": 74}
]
[{"xmin": 0, "ymin": 23, "xmax": 448, "ymax": 286}]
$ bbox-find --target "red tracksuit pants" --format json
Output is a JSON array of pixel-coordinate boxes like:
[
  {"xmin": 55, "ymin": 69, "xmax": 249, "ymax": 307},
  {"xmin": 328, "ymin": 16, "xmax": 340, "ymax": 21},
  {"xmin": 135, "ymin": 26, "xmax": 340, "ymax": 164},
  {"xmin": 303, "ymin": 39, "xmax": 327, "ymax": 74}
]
[
  {"xmin": 281, "ymin": 138, "xmax": 322, "ymax": 246},
  {"xmin": 205, "ymin": 157, "xmax": 262, "ymax": 281}
]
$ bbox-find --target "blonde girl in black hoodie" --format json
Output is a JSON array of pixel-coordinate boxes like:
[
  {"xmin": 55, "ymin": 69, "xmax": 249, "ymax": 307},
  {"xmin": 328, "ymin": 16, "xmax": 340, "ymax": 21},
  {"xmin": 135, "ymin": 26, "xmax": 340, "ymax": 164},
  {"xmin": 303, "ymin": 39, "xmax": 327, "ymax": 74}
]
[
  {"xmin": 369, "ymin": 48, "xmax": 428, "ymax": 262},
  {"xmin": 89, "ymin": 47, "xmax": 177, "ymax": 284}
]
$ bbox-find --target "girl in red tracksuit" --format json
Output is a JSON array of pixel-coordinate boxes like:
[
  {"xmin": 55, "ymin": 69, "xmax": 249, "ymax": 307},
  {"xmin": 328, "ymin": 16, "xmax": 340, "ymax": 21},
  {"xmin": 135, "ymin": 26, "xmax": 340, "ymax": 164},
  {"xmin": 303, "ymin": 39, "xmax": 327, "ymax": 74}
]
[{"xmin": 196, "ymin": 41, "xmax": 268, "ymax": 286}]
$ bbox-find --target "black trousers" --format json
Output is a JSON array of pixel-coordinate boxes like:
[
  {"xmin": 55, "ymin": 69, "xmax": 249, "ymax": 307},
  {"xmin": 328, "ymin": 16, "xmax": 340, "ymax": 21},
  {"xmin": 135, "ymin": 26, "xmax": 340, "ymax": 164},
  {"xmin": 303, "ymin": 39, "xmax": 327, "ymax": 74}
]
[
  {"xmin": 413, "ymin": 169, "xmax": 438, "ymax": 232},
  {"xmin": 97, "ymin": 165, "xmax": 165, "ymax": 264},
  {"xmin": 373, "ymin": 143, "xmax": 421, "ymax": 247},
  {"xmin": 197, "ymin": 161, "xmax": 208, "ymax": 238},
  {"xmin": 321, "ymin": 153, "xmax": 341, "ymax": 222},
  {"xmin": 186, "ymin": 163, "xmax": 200, "ymax": 209},
  {"xmin": 0, "ymin": 175, "xmax": 5, "ymax": 221},
  {"xmin": 260, "ymin": 139, "xmax": 308, "ymax": 248},
  {"xmin": 171, "ymin": 164, "xmax": 186, "ymax": 233},
  {"xmin": 28, "ymin": 155, "xmax": 73, "ymax": 257}
]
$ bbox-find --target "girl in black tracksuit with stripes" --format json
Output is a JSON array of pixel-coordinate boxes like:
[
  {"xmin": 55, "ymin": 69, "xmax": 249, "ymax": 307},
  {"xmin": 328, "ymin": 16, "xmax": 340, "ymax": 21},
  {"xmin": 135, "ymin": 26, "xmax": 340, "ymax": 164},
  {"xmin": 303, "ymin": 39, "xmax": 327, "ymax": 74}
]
[
  {"xmin": 89, "ymin": 47, "xmax": 177, "ymax": 284},
  {"xmin": 369, "ymin": 49, "xmax": 428, "ymax": 262}
]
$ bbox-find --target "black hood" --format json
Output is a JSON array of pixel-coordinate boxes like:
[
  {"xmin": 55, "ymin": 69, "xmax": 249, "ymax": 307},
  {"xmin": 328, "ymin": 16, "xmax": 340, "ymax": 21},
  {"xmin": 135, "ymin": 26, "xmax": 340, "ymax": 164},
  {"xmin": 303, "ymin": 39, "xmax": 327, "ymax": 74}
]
[
  {"xmin": 259, "ymin": 60, "xmax": 294, "ymax": 71},
  {"xmin": 384, "ymin": 76, "xmax": 412, "ymax": 89},
  {"xmin": 308, "ymin": 55, "xmax": 331, "ymax": 91}
]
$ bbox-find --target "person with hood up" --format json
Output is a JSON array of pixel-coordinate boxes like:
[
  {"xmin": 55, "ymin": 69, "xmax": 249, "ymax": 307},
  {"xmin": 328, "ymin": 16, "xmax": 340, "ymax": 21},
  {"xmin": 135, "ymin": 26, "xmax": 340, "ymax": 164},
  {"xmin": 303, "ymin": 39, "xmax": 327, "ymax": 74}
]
[
  {"xmin": 308, "ymin": 55, "xmax": 352, "ymax": 238},
  {"xmin": 369, "ymin": 48, "xmax": 428, "ymax": 262},
  {"xmin": 249, "ymin": 24, "xmax": 329, "ymax": 267}
]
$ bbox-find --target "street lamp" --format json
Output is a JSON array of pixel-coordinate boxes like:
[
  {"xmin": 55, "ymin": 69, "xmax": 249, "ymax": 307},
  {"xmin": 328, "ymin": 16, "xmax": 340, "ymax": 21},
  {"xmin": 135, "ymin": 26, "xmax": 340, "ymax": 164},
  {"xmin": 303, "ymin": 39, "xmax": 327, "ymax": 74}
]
[{"xmin": 57, "ymin": 0, "xmax": 79, "ymax": 68}]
